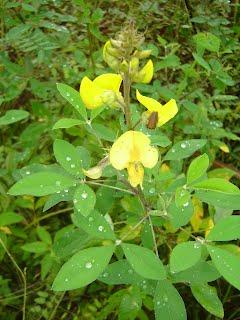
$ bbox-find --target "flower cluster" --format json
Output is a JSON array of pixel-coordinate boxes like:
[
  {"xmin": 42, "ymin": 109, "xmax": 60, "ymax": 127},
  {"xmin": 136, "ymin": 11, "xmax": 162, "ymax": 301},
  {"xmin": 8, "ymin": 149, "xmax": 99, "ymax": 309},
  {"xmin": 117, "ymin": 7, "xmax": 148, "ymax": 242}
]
[{"xmin": 79, "ymin": 30, "xmax": 178, "ymax": 187}]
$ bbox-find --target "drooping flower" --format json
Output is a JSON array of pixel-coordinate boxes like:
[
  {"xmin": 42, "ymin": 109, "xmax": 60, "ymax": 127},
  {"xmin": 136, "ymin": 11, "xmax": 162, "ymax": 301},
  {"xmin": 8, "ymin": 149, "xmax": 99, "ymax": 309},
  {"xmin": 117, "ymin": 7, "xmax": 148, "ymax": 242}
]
[
  {"xmin": 136, "ymin": 90, "xmax": 178, "ymax": 127},
  {"xmin": 80, "ymin": 73, "xmax": 122, "ymax": 109},
  {"xmin": 132, "ymin": 59, "xmax": 153, "ymax": 84},
  {"xmin": 109, "ymin": 130, "xmax": 158, "ymax": 187}
]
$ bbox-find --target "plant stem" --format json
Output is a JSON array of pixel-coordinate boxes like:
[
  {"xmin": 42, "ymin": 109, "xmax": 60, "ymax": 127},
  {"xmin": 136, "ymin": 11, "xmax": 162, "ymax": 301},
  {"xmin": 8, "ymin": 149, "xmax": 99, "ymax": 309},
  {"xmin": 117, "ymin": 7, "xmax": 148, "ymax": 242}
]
[
  {"xmin": 49, "ymin": 291, "xmax": 65, "ymax": 320},
  {"xmin": 123, "ymin": 71, "xmax": 132, "ymax": 129},
  {"xmin": 0, "ymin": 238, "xmax": 27, "ymax": 320}
]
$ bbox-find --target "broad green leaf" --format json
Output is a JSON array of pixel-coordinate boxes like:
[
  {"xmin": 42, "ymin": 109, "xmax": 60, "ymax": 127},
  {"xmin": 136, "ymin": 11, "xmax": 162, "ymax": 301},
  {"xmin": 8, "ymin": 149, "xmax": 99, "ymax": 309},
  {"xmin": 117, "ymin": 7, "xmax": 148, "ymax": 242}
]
[
  {"xmin": 175, "ymin": 187, "xmax": 191, "ymax": 208},
  {"xmin": 164, "ymin": 139, "xmax": 207, "ymax": 161},
  {"xmin": 53, "ymin": 139, "xmax": 83, "ymax": 177},
  {"xmin": 56, "ymin": 83, "xmax": 87, "ymax": 120},
  {"xmin": 73, "ymin": 184, "xmax": 96, "ymax": 217},
  {"xmin": 193, "ymin": 178, "xmax": 240, "ymax": 209},
  {"xmin": 193, "ymin": 32, "xmax": 220, "ymax": 52},
  {"xmin": 8, "ymin": 172, "xmax": 76, "ymax": 196},
  {"xmin": 122, "ymin": 243, "xmax": 166, "ymax": 280},
  {"xmin": 168, "ymin": 200, "xmax": 194, "ymax": 228},
  {"xmin": 207, "ymin": 216, "xmax": 240, "ymax": 241},
  {"xmin": 191, "ymin": 284, "xmax": 224, "ymax": 318},
  {"xmin": 170, "ymin": 241, "xmax": 202, "ymax": 273},
  {"xmin": 53, "ymin": 118, "xmax": 84, "ymax": 130},
  {"xmin": 0, "ymin": 212, "xmax": 23, "ymax": 226},
  {"xmin": 192, "ymin": 53, "xmax": 211, "ymax": 71},
  {"xmin": 207, "ymin": 245, "xmax": 240, "ymax": 290},
  {"xmin": 171, "ymin": 261, "xmax": 220, "ymax": 284},
  {"xmin": 90, "ymin": 123, "xmax": 116, "ymax": 142},
  {"xmin": 72, "ymin": 210, "xmax": 116, "ymax": 240},
  {"xmin": 155, "ymin": 54, "xmax": 180, "ymax": 71},
  {"xmin": 43, "ymin": 188, "xmax": 74, "ymax": 212},
  {"xmin": 21, "ymin": 241, "xmax": 48, "ymax": 253},
  {"xmin": 53, "ymin": 229, "xmax": 92, "ymax": 259},
  {"xmin": 0, "ymin": 109, "xmax": 29, "ymax": 126},
  {"xmin": 187, "ymin": 154, "xmax": 209, "ymax": 184},
  {"xmin": 52, "ymin": 245, "xmax": 114, "ymax": 291},
  {"xmin": 98, "ymin": 260, "xmax": 143, "ymax": 285},
  {"xmin": 154, "ymin": 280, "xmax": 187, "ymax": 320},
  {"xmin": 192, "ymin": 178, "xmax": 240, "ymax": 193}
]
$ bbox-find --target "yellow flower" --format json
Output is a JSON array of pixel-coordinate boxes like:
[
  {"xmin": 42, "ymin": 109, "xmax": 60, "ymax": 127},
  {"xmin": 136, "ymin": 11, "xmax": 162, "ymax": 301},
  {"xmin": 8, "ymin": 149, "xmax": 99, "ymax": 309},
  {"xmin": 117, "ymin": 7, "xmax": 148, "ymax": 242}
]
[
  {"xmin": 136, "ymin": 90, "xmax": 178, "ymax": 127},
  {"xmin": 80, "ymin": 73, "xmax": 122, "ymax": 109},
  {"xmin": 133, "ymin": 59, "xmax": 153, "ymax": 84},
  {"xmin": 109, "ymin": 130, "xmax": 158, "ymax": 187}
]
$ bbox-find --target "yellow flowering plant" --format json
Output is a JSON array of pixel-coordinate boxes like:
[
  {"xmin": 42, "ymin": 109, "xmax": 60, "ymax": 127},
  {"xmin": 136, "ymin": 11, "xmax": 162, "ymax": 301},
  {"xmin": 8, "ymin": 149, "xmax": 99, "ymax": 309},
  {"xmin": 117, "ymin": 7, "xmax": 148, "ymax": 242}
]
[{"xmin": 8, "ymin": 22, "xmax": 240, "ymax": 319}]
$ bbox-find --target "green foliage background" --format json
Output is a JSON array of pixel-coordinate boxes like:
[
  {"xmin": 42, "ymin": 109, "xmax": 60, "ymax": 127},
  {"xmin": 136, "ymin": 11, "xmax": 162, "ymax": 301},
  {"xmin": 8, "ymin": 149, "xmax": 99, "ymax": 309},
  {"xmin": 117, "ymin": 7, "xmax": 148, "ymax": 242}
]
[{"xmin": 0, "ymin": 0, "xmax": 240, "ymax": 319}]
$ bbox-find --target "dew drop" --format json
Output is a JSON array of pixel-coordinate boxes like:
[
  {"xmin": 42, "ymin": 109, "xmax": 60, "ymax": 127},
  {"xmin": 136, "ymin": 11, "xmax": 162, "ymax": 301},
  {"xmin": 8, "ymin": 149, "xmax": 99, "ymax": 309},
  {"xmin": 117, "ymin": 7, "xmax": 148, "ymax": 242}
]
[
  {"xmin": 181, "ymin": 142, "xmax": 187, "ymax": 149},
  {"xmin": 98, "ymin": 225, "xmax": 104, "ymax": 232},
  {"xmin": 81, "ymin": 192, "xmax": 88, "ymax": 199},
  {"xmin": 26, "ymin": 171, "xmax": 30, "ymax": 175},
  {"xmin": 66, "ymin": 156, "xmax": 71, "ymax": 161},
  {"xmin": 85, "ymin": 262, "xmax": 92, "ymax": 269},
  {"xmin": 70, "ymin": 164, "xmax": 75, "ymax": 168}
]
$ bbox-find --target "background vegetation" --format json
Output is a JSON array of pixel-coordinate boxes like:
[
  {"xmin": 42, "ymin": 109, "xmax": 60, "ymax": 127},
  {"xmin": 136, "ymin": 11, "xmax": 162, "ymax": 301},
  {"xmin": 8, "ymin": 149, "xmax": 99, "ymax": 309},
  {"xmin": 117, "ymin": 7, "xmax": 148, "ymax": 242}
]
[{"xmin": 0, "ymin": 0, "xmax": 240, "ymax": 319}]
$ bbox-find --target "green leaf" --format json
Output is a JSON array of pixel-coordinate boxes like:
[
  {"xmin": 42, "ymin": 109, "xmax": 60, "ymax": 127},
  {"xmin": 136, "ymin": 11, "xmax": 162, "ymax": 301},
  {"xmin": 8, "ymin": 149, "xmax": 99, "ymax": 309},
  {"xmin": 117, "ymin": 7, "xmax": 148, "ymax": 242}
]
[
  {"xmin": 154, "ymin": 280, "xmax": 187, "ymax": 320},
  {"xmin": 191, "ymin": 284, "xmax": 224, "ymax": 318},
  {"xmin": 53, "ymin": 118, "xmax": 84, "ymax": 130},
  {"xmin": 170, "ymin": 241, "xmax": 202, "ymax": 273},
  {"xmin": 168, "ymin": 200, "xmax": 194, "ymax": 228},
  {"xmin": 207, "ymin": 245, "xmax": 240, "ymax": 290},
  {"xmin": 72, "ymin": 210, "xmax": 116, "ymax": 240},
  {"xmin": 171, "ymin": 261, "xmax": 220, "ymax": 284},
  {"xmin": 8, "ymin": 172, "xmax": 76, "ymax": 196},
  {"xmin": 98, "ymin": 260, "xmax": 143, "ymax": 285},
  {"xmin": 90, "ymin": 123, "xmax": 116, "ymax": 142},
  {"xmin": 0, "ymin": 109, "xmax": 29, "ymax": 126},
  {"xmin": 52, "ymin": 245, "xmax": 114, "ymax": 291},
  {"xmin": 56, "ymin": 83, "xmax": 87, "ymax": 120},
  {"xmin": 119, "ymin": 288, "xmax": 142, "ymax": 320},
  {"xmin": 121, "ymin": 243, "xmax": 166, "ymax": 280},
  {"xmin": 53, "ymin": 139, "xmax": 83, "ymax": 177},
  {"xmin": 193, "ymin": 178, "xmax": 240, "ymax": 209},
  {"xmin": 21, "ymin": 241, "xmax": 48, "ymax": 253},
  {"xmin": 207, "ymin": 216, "xmax": 240, "ymax": 241},
  {"xmin": 0, "ymin": 212, "xmax": 23, "ymax": 226},
  {"xmin": 175, "ymin": 187, "xmax": 191, "ymax": 208},
  {"xmin": 41, "ymin": 254, "xmax": 55, "ymax": 280},
  {"xmin": 36, "ymin": 226, "xmax": 52, "ymax": 245},
  {"xmin": 193, "ymin": 32, "xmax": 220, "ymax": 52},
  {"xmin": 155, "ymin": 54, "xmax": 180, "ymax": 71},
  {"xmin": 164, "ymin": 139, "xmax": 207, "ymax": 161},
  {"xmin": 192, "ymin": 53, "xmax": 211, "ymax": 71},
  {"xmin": 73, "ymin": 184, "xmax": 96, "ymax": 217},
  {"xmin": 192, "ymin": 178, "xmax": 240, "ymax": 193},
  {"xmin": 187, "ymin": 154, "xmax": 209, "ymax": 184}
]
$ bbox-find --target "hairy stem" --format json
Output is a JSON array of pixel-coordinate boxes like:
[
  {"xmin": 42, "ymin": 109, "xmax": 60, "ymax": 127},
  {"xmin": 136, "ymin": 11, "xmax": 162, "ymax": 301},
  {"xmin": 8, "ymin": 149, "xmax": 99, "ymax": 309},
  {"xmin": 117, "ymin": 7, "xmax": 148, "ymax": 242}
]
[{"xmin": 123, "ymin": 71, "xmax": 132, "ymax": 129}]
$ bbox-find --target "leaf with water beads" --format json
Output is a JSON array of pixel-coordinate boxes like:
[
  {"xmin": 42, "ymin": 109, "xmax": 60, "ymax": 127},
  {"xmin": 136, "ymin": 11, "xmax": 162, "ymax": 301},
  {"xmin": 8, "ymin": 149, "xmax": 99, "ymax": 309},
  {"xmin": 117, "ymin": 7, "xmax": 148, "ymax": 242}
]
[
  {"xmin": 207, "ymin": 245, "xmax": 240, "ymax": 290},
  {"xmin": 164, "ymin": 139, "xmax": 207, "ymax": 161},
  {"xmin": 73, "ymin": 184, "xmax": 96, "ymax": 217},
  {"xmin": 170, "ymin": 241, "xmax": 202, "ymax": 273},
  {"xmin": 52, "ymin": 245, "xmax": 114, "ymax": 291},
  {"xmin": 122, "ymin": 243, "xmax": 166, "ymax": 280},
  {"xmin": 154, "ymin": 280, "xmax": 187, "ymax": 320},
  {"xmin": 56, "ymin": 83, "xmax": 87, "ymax": 120},
  {"xmin": 53, "ymin": 139, "xmax": 84, "ymax": 177},
  {"xmin": 8, "ymin": 172, "xmax": 76, "ymax": 196},
  {"xmin": 72, "ymin": 209, "xmax": 116, "ymax": 240}
]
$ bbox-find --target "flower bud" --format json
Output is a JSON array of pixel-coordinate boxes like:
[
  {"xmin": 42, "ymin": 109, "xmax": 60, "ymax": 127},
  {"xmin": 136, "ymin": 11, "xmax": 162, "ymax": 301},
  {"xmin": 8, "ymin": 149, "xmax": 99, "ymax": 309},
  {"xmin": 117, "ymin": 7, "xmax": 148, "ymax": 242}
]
[
  {"xmin": 83, "ymin": 166, "xmax": 102, "ymax": 180},
  {"xmin": 129, "ymin": 57, "xmax": 139, "ymax": 75},
  {"xmin": 120, "ymin": 60, "xmax": 129, "ymax": 73},
  {"xmin": 137, "ymin": 49, "xmax": 152, "ymax": 59}
]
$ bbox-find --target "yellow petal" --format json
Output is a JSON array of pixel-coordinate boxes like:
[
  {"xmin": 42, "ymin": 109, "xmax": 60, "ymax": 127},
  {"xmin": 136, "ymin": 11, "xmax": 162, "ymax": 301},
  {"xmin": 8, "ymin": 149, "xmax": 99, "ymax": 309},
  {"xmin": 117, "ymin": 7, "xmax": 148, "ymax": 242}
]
[
  {"xmin": 109, "ymin": 131, "xmax": 149, "ymax": 170},
  {"xmin": 157, "ymin": 99, "xmax": 178, "ymax": 127},
  {"xmin": 109, "ymin": 132, "xmax": 132, "ymax": 170},
  {"xmin": 83, "ymin": 166, "xmax": 102, "ymax": 179},
  {"xmin": 93, "ymin": 73, "xmax": 122, "ymax": 93},
  {"xmin": 136, "ymin": 90, "xmax": 162, "ymax": 112},
  {"xmin": 127, "ymin": 162, "xmax": 144, "ymax": 187},
  {"xmin": 138, "ymin": 59, "xmax": 154, "ymax": 83},
  {"xmin": 140, "ymin": 145, "xmax": 158, "ymax": 168},
  {"xmin": 80, "ymin": 76, "xmax": 104, "ymax": 109}
]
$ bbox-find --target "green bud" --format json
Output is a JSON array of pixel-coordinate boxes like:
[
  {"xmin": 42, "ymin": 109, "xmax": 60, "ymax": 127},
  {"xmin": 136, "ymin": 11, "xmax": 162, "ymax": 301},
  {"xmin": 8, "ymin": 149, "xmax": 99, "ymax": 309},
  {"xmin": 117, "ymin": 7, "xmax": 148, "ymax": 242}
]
[{"xmin": 136, "ymin": 49, "xmax": 152, "ymax": 59}]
